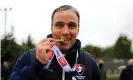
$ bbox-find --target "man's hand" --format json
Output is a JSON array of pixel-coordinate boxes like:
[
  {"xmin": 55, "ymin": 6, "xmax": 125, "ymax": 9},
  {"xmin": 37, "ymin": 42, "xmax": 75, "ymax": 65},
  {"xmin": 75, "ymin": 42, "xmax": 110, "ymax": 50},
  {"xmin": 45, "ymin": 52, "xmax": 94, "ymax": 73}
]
[{"xmin": 36, "ymin": 38, "xmax": 56, "ymax": 64}]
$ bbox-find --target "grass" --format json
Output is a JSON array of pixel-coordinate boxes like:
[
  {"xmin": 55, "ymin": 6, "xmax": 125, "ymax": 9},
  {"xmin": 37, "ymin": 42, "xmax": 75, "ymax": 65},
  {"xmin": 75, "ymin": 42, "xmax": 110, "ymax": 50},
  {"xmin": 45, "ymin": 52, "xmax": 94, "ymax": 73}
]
[{"xmin": 107, "ymin": 75, "xmax": 119, "ymax": 80}]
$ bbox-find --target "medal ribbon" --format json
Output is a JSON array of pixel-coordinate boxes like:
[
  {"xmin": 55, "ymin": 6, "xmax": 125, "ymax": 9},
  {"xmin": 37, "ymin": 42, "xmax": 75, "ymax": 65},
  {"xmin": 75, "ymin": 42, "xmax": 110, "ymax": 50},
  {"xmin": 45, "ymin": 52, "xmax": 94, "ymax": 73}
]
[{"xmin": 44, "ymin": 45, "xmax": 78, "ymax": 72}]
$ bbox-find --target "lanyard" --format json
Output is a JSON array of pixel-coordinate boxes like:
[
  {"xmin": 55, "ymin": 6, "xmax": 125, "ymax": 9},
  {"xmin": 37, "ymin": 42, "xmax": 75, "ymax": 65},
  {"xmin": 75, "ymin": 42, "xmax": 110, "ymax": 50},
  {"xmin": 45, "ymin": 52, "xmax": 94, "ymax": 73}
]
[{"xmin": 44, "ymin": 45, "xmax": 78, "ymax": 72}]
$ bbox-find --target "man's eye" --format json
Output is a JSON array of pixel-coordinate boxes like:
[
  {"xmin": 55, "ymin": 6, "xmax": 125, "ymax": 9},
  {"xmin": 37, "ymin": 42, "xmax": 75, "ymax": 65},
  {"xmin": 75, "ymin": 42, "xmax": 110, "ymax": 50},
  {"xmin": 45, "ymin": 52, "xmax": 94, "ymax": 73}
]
[
  {"xmin": 55, "ymin": 23, "xmax": 64, "ymax": 28},
  {"xmin": 68, "ymin": 23, "xmax": 77, "ymax": 29}
]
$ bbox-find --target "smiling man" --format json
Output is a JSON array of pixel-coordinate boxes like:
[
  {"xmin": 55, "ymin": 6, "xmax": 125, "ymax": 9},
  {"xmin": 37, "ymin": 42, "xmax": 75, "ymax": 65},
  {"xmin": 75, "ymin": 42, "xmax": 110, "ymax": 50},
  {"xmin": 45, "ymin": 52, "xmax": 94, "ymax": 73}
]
[{"xmin": 9, "ymin": 5, "xmax": 100, "ymax": 80}]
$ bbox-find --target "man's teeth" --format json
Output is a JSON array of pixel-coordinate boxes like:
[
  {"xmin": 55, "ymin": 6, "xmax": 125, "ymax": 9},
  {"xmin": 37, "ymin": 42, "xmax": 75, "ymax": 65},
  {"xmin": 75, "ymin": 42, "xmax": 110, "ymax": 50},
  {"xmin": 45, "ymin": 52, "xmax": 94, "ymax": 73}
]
[{"xmin": 64, "ymin": 39, "xmax": 70, "ymax": 41}]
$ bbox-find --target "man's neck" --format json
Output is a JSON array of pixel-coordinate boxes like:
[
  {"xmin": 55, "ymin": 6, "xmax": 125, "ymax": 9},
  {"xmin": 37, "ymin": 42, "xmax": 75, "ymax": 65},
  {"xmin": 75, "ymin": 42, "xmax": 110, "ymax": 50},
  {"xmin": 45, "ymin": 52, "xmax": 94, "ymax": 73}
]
[{"xmin": 60, "ymin": 49, "xmax": 68, "ymax": 54}]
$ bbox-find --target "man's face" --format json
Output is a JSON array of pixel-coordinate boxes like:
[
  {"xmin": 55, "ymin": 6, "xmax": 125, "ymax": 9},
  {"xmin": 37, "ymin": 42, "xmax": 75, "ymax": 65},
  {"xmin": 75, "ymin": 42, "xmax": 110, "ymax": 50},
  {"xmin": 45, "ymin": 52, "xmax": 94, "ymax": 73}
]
[{"xmin": 51, "ymin": 10, "xmax": 79, "ymax": 52}]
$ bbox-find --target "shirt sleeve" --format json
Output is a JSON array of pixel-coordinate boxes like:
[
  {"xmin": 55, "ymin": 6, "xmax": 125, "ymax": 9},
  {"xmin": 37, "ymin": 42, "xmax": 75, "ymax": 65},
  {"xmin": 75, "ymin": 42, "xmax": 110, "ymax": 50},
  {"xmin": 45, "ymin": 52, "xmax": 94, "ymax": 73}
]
[
  {"xmin": 8, "ymin": 51, "xmax": 44, "ymax": 80},
  {"xmin": 92, "ymin": 60, "xmax": 100, "ymax": 80}
]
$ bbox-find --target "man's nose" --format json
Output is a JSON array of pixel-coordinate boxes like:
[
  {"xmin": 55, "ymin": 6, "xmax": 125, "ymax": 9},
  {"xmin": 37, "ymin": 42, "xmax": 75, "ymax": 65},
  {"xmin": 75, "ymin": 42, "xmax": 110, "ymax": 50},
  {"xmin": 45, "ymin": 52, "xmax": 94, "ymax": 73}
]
[{"xmin": 62, "ymin": 26, "xmax": 70, "ymax": 35}]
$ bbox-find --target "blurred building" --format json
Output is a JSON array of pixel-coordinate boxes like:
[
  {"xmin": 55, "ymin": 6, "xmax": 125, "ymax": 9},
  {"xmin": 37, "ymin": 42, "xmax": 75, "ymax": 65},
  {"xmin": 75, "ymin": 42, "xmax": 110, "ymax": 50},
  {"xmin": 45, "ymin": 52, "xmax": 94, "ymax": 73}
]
[{"xmin": 104, "ymin": 59, "xmax": 127, "ymax": 75}]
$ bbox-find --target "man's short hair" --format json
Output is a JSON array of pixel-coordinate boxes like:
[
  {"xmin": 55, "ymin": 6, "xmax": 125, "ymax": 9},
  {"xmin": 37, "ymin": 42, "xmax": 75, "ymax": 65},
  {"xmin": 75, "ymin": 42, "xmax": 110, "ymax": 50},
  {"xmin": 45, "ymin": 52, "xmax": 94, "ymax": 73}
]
[{"xmin": 51, "ymin": 5, "xmax": 80, "ymax": 26}]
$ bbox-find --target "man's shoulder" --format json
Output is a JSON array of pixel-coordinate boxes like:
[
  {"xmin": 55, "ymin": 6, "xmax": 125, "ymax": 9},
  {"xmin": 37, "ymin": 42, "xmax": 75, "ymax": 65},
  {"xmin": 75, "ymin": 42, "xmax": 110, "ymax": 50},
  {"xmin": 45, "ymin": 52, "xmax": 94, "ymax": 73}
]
[
  {"xmin": 18, "ymin": 48, "xmax": 35, "ymax": 62},
  {"xmin": 80, "ymin": 50, "xmax": 93, "ymax": 59},
  {"xmin": 79, "ymin": 50, "xmax": 96, "ymax": 64}
]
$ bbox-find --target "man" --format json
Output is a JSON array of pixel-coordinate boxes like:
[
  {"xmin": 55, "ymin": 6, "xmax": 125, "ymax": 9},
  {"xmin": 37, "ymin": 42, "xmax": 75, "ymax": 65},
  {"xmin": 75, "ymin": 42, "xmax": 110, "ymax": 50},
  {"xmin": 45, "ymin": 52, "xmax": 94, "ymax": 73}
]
[
  {"xmin": 98, "ymin": 60, "xmax": 107, "ymax": 80},
  {"xmin": 9, "ymin": 5, "xmax": 100, "ymax": 80},
  {"xmin": 119, "ymin": 59, "xmax": 133, "ymax": 80},
  {"xmin": 1, "ymin": 56, "xmax": 12, "ymax": 80}
]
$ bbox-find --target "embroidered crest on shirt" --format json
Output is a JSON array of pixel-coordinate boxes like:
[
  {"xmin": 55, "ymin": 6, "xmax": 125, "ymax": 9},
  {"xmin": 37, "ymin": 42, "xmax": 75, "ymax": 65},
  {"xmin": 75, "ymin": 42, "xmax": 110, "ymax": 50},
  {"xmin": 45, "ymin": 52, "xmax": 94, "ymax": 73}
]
[{"xmin": 75, "ymin": 64, "xmax": 85, "ymax": 75}]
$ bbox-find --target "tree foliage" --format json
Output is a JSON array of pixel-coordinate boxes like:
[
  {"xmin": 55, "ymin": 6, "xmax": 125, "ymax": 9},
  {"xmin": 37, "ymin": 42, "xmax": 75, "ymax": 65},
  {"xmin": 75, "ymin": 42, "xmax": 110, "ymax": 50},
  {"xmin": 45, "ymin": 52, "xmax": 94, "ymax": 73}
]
[
  {"xmin": 104, "ymin": 45, "xmax": 114, "ymax": 60},
  {"xmin": 113, "ymin": 34, "xmax": 132, "ymax": 59},
  {"xmin": 21, "ymin": 34, "xmax": 35, "ymax": 51},
  {"xmin": 82, "ymin": 34, "xmax": 133, "ymax": 60},
  {"xmin": 82, "ymin": 45, "xmax": 104, "ymax": 58},
  {"xmin": 1, "ymin": 32, "xmax": 22, "ymax": 65},
  {"xmin": 1, "ymin": 32, "xmax": 35, "ymax": 65}
]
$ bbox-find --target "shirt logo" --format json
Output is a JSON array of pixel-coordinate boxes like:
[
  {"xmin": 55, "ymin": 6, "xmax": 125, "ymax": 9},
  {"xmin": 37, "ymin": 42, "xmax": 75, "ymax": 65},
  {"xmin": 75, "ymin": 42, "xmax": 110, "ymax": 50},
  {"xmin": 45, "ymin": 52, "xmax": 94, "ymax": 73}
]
[
  {"xmin": 72, "ymin": 76, "xmax": 76, "ymax": 80},
  {"xmin": 75, "ymin": 64, "xmax": 85, "ymax": 75}
]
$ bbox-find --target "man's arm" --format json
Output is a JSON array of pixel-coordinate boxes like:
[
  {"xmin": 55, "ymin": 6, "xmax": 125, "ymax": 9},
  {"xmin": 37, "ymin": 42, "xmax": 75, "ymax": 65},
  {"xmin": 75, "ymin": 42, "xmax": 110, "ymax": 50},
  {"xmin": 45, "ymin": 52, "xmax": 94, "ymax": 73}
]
[
  {"xmin": 82, "ymin": 51, "xmax": 100, "ymax": 80},
  {"xmin": 8, "ymin": 51, "xmax": 44, "ymax": 80},
  {"xmin": 92, "ymin": 60, "xmax": 100, "ymax": 80}
]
